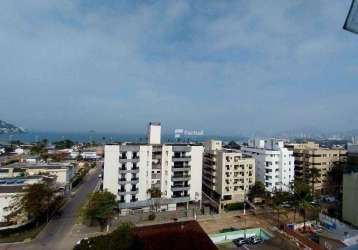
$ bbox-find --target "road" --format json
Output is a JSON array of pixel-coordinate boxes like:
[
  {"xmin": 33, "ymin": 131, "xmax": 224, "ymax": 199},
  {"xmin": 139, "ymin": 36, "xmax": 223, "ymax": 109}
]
[{"xmin": 2, "ymin": 165, "xmax": 102, "ymax": 250}]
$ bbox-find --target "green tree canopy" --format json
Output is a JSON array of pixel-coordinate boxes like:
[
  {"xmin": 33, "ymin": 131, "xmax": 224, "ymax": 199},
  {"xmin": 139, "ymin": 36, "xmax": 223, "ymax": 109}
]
[
  {"xmin": 82, "ymin": 191, "xmax": 117, "ymax": 229},
  {"xmin": 53, "ymin": 139, "xmax": 75, "ymax": 149},
  {"xmin": 147, "ymin": 187, "xmax": 161, "ymax": 198},
  {"xmin": 73, "ymin": 223, "xmax": 143, "ymax": 250},
  {"xmin": 292, "ymin": 180, "xmax": 315, "ymax": 228},
  {"xmin": 21, "ymin": 183, "xmax": 55, "ymax": 221},
  {"xmin": 248, "ymin": 181, "xmax": 266, "ymax": 200}
]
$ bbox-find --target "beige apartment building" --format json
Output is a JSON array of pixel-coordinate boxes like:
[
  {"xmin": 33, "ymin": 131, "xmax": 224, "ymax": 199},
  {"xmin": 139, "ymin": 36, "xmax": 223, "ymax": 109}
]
[
  {"xmin": 286, "ymin": 142, "xmax": 347, "ymax": 194},
  {"xmin": 202, "ymin": 140, "xmax": 255, "ymax": 213}
]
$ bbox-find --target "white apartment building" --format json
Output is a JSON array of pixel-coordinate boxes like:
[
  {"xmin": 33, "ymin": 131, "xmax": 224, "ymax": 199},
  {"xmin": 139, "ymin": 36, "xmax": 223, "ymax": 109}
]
[
  {"xmin": 202, "ymin": 140, "xmax": 255, "ymax": 213},
  {"xmin": 103, "ymin": 123, "xmax": 203, "ymax": 214},
  {"xmin": 241, "ymin": 139, "xmax": 294, "ymax": 193}
]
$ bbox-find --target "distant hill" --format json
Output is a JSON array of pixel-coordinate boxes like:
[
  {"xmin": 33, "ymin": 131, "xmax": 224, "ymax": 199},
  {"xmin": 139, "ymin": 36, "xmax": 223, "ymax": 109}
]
[{"xmin": 0, "ymin": 120, "xmax": 26, "ymax": 134}]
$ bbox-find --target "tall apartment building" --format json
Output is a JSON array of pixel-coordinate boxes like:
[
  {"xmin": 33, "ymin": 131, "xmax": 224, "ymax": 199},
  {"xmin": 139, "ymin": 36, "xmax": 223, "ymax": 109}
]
[
  {"xmin": 202, "ymin": 140, "xmax": 255, "ymax": 213},
  {"xmin": 286, "ymin": 142, "xmax": 347, "ymax": 194},
  {"xmin": 241, "ymin": 139, "xmax": 294, "ymax": 193},
  {"xmin": 347, "ymin": 140, "xmax": 358, "ymax": 165},
  {"xmin": 343, "ymin": 169, "xmax": 358, "ymax": 228},
  {"xmin": 103, "ymin": 123, "xmax": 203, "ymax": 214}
]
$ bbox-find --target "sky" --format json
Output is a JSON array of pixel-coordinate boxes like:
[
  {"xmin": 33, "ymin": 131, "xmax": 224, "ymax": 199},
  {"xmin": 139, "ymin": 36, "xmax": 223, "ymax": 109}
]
[{"xmin": 0, "ymin": 0, "xmax": 357, "ymax": 135}]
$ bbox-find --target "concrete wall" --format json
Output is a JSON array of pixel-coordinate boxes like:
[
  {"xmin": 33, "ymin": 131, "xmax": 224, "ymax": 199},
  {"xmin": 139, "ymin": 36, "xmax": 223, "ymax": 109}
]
[
  {"xmin": 189, "ymin": 145, "xmax": 204, "ymax": 201},
  {"xmin": 103, "ymin": 145, "xmax": 120, "ymax": 198}
]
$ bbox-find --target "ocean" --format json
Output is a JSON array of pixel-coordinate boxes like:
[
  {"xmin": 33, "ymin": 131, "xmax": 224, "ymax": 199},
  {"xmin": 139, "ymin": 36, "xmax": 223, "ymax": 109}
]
[{"xmin": 0, "ymin": 131, "xmax": 247, "ymax": 144}]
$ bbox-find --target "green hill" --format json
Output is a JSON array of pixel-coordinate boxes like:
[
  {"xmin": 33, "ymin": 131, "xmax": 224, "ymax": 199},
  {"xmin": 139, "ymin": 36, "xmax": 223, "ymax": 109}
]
[{"xmin": 0, "ymin": 120, "xmax": 25, "ymax": 134}]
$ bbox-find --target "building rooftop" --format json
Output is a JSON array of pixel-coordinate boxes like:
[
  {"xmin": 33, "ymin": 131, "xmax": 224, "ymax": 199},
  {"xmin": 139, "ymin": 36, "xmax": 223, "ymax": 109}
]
[
  {"xmin": 0, "ymin": 175, "xmax": 55, "ymax": 193},
  {"xmin": 106, "ymin": 142, "xmax": 203, "ymax": 147},
  {"xmin": 1, "ymin": 162, "xmax": 73, "ymax": 169},
  {"xmin": 149, "ymin": 122, "xmax": 161, "ymax": 126},
  {"xmin": 320, "ymin": 214, "xmax": 358, "ymax": 246},
  {"xmin": 134, "ymin": 220, "xmax": 217, "ymax": 250}
]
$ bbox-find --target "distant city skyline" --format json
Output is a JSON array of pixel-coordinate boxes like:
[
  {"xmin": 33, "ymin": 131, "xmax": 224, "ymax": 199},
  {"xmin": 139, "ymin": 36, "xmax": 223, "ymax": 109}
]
[{"xmin": 1, "ymin": 1, "xmax": 358, "ymax": 135}]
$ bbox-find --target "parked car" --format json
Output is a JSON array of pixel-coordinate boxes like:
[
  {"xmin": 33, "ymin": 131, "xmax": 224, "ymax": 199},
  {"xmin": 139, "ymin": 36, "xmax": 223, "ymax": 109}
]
[
  {"xmin": 248, "ymin": 236, "xmax": 263, "ymax": 245},
  {"xmin": 233, "ymin": 237, "xmax": 248, "ymax": 247}
]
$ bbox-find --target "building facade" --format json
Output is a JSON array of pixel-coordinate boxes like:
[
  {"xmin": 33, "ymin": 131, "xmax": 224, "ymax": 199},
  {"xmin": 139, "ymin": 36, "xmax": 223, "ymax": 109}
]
[
  {"xmin": 202, "ymin": 140, "xmax": 255, "ymax": 213},
  {"xmin": 286, "ymin": 142, "xmax": 347, "ymax": 194},
  {"xmin": 0, "ymin": 163, "xmax": 75, "ymax": 188},
  {"xmin": 103, "ymin": 123, "xmax": 203, "ymax": 214},
  {"xmin": 242, "ymin": 139, "xmax": 294, "ymax": 192},
  {"xmin": 343, "ymin": 170, "xmax": 358, "ymax": 228}
]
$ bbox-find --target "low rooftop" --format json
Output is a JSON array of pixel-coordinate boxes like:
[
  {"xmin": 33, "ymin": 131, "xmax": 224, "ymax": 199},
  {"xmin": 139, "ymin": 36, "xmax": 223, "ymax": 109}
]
[
  {"xmin": 1, "ymin": 162, "xmax": 73, "ymax": 169},
  {"xmin": 134, "ymin": 220, "xmax": 217, "ymax": 250}
]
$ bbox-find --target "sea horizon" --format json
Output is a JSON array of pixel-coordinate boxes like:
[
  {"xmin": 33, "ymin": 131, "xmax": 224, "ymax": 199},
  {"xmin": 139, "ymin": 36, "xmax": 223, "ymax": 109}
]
[{"xmin": 0, "ymin": 131, "xmax": 248, "ymax": 144}]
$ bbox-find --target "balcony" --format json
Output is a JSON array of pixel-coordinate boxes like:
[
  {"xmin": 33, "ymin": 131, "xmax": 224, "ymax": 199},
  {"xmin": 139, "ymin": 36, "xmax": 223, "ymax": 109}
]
[
  {"xmin": 172, "ymin": 156, "xmax": 191, "ymax": 162},
  {"xmin": 152, "ymin": 163, "xmax": 161, "ymax": 169},
  {"xmin": 129, "ymin": 167, "xmax": 140, "ymax": 173},
  {"xmin": 171, "ymin": 185, "xmax": 190, "ymax": 192},
  {"xmin": 117, "ymin": 196, "xmax": 190, "ymax": 209},
  {"xmin": 172, "ymin": 165, "xmax": 190, "ymax": 172},
  {"xmin": 119, "ymin": 157, "xmax": 139, "ymax": 163},
  {"xmin": 118, "ymin": 189, "xmax": 127, "ymax": 195},
  {"xmin": 118, "ymin": 167, "xmax": 128, "ymax": 174},
  {"xmin": 152, "ymin": 173, "xmax": 161, "ymax": 179},
  {"xmin": 118, "ymin": 178, "xmax": 128, "ymax": 184},
  {"xmin": 130, "ymin": 178, "xmax": 139, "ymax": 184},
  {"xmin": 119, "ymin": 167, "xmax": 139, "ymax": 174},
  {"xmin": 172, "ymin": 174, "xmax": 191, "ymax": 181}
]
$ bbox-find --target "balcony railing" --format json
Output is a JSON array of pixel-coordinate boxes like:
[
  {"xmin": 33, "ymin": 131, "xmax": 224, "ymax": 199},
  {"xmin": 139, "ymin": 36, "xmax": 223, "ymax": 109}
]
[
  {"xmin": 171, "ymin": 185, "xmax": 190, "ymax": 191},
  {"xmin": 172, "ymin": 156, "xmax": 191, "ymax": 162},
  {"xmin": 118, "ymin": 189, "xmax": 126, "ymax": 194},
  {"xmin": 117, "ymin": 196, "xmax": 190, "ymax": 209},
  {"xmin": 172, "ymin": 175, "xmax": 191, "ymax": 181}
]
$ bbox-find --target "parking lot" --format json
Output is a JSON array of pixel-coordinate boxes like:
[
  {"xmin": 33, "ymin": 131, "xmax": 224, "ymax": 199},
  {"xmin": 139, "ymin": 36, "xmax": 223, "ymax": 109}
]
[{"xmin": 218, "ymin": 237, "xmax": 299, "ymax": 250}]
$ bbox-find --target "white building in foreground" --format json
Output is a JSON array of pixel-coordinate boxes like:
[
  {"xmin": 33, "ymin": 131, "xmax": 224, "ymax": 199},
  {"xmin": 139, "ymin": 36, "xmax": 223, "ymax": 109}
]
[
  {"xmin": 0, "ymin": 176, "xmax": 55, "ymax": 224},
  {"xmin": 103, "ymin": 123, "xmax": 203, "ymax": 213},
  {"xmin": 241, "ymin": 139, "xmax": 294, "ymax": 193}
]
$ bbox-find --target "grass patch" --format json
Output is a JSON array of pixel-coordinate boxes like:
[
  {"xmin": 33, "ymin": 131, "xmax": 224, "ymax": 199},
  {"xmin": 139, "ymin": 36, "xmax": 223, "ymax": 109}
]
[
  {"xmin": 224, "ymin": 202, "xmax": 245, "ymax": 211},
  {"xmin": 0, "ymin": 223, "xmax": 46, "ymax": 243}
]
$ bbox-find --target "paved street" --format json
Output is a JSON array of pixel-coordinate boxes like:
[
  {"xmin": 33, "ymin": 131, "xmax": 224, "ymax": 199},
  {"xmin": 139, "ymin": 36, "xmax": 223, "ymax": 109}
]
[{"xmin": 2, "ymin": 165, "xmax": 102, "ymax": 250}]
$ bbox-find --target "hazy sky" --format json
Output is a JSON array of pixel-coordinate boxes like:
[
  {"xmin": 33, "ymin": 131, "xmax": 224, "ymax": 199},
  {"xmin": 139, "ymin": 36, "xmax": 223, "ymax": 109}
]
[{"xmin": 0, "ymin": 0, "xmax": 357, "ymax": 135}]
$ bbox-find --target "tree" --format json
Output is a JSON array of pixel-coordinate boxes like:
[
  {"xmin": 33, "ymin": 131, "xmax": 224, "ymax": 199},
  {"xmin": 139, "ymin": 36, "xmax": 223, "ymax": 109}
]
[
  {"xmin": 327, "ymin": 163, "xmax": 344, "ymax": 195},
  {"xmin": 21, "ymin": 183, "xmax": 55, "ymax": 223},
  {"xmin": 30, "ymin": 144, "xmax": 47, "ymax": 156},
  {"xmin": 248, "ymin": 181, "xmax": 266, "ymax": 201},
  {"xmin": 53, "ymin": 139, "xmax": 74, "ymax": 149},
  {"xmin": 147, "ymin": 188, "xmax": 162, "ymax": 214},
  {"xmin": 308, "ymin": 167, "xmax": 321, "ymax": 197},
  {"xmin": 73, "ymin": 223, "xmax": 144, "ymax": 250},
  {"xmin": 272, "ymin": 191, "xmax": 290, "ymax": 226},
  {"xmin": 292, "ymin": 180, "xmax": 314, "ymax": 229},
  {"xmin": 82, "ymin": 191, "xmax": 117, "ymax": 230}
]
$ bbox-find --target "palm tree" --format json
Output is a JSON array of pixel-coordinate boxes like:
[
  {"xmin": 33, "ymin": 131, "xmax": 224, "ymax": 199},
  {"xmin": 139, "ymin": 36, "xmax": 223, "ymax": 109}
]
[
  {"xmin": 327, "ymin": 163, "xmax": 343, "ymax": 194},
  {"xmin": 272, "ymin": 191, "xmax": 290, "ymax": 226},
  {"xmin": 309, "ymin": 167, "xmax": 320, "ymax": 197},
  {"xmin": 293, "ymin": 180, "xmax": 314, "ymax": 229}
]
